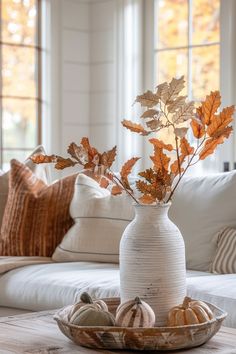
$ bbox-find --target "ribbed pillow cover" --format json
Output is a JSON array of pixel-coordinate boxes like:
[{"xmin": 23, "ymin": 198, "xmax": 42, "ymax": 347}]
[
  {"xmin": 0, "ymin": 160, "xmax": 77, "ymax": 257},
  {"xmin": 0, "ymin": 145, "xmax": 49, "ymax": 229},
  {"xmin": 52, "ymin": 174, "xmax": 135, "ymax": 263},
  {"xmin": 210, "ymin": 227, "xmax": 236, "ymax": 274}
]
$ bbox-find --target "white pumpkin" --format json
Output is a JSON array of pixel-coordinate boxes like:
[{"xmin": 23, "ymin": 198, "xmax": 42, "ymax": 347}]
[{"xmin": 116, "ymin": 297, "xmax": 155, "ymax": 327}]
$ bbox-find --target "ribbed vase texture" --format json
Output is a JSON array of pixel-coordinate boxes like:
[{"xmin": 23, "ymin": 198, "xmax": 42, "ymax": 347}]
[{"xmin": 119, "ymin": 204, "xmax": 186, "ymax": 326}]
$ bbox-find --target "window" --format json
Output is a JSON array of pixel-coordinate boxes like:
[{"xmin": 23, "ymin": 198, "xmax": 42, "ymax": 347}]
[
  {"xmin": 154, "ymin": 0, "xmax": 220, "ymax": 101},
  {"xmin": 0, "ymin": 0, "xmax": 41, "ymax": 170}
]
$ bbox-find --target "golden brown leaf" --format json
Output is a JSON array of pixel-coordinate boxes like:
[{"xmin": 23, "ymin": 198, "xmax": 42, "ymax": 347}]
[
  {"xmin": 207, "ymin": 105, "xmax": 235, "ymax": 138},
  {"xmin": 149, "ymin": 138, "xmax": 173, "ymax": 151},
  {"xmin": 111, "ymin": 185, "xmax": 123, "ymax": 195},
  {"xmin": 202, "ymin": 91, "xmax": 221, "ymax": 126},
  {"xmin": 167, "ymin": 96, "xmax": 187, "ymax": 113},
  {"xmin": 122, "ymin": 120, "xmax": 148, "ymax": 135},
  {"xmin": 139, "ymin": 195, "xmax": 156, "ymax": 204},
  {"xmin": 67, "ymin": 142, "xmax": 84, "ymax": 163},
  {"xmin": 136, "ymin": 180, "xmax": 152, "ymax": 194},
  {"xmin": 80, "ymin": 137, "xmax": 99, "ymax": 163},
  {"xmin": 150, "ymin": 147, "xmax": 170, "ymax": 171},
  {"xmin": 191, "ymin": 119, "xmax": 205, "ymax": 139},
  {"xmin": 161, "ymin": 76, "xmax": 185, "ymax": 104},
  {"xmin": 170, "ymin": 155, "xmax": 185, "ymax": 176},
  {"xmin": 199, "ymin": 137, "xmax": 224, "ymax": 160},
  {"xmin": 100, "ymin": 146, "xmax": 117, "ymax": 168},
  {"xmin": 146, "ymin": 119, "xmax": 162, "ymax": 130},
  {"xmin": 99, "ymin": 177, "xmax": 109, "ymax": 189},
  {"xmin": 120, "ymin": 157, "xmax": 140, "ymax": 179},
  {"xmin": 180, "ymin": 137, "xmax": 194, "ymax": 156},
  {"xmin": 156, "ymin": 81, "xmax": 169, "ymax": 101},
  {"xmin": 55, "ymin": 157, "xmax": 77, "ymax": 170},
  {"xmin": 138, "ymin": 168, "xmax": 155, "ymax": 183},
  {"xmin": 135, "ymin": 90, "xmax": 159, "ymax": 108},
  {"xmin": 172, "ymin": 101, "xmax": 195, "ymax": 124},
  {"xmin": 174, "ymin": 127, "xmax": 189, "ymax": 138},
  {"xmin": 30, "ymin": 154, "xmax": 56, "ymax": 164},
  {"xmin": 141, "ymin": 109, "xmax": 160, "ymax": 119}
]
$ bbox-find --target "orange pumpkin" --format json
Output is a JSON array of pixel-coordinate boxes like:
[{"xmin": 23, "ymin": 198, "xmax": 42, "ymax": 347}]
[{"xmin": 168, "ymin": 296, "xmax": 214, "ymax": 326}]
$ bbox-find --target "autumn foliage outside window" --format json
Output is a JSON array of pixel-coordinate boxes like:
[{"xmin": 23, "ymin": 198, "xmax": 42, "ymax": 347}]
[{"xmin": 0, "ymin": 0, "xmax": 41, "ymax": 170}]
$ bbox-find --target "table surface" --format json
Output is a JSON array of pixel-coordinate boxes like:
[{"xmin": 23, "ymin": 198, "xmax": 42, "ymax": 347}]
[{"xmin": 0, "ymin": 310, "xmax": 236, "ymax": 354}]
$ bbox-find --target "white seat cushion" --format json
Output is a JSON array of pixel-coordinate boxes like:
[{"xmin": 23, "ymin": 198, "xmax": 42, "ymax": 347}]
[
  {"xmin": 0, "ymin": 263, "xmax": 235, "ymax": 327},
  {"xmin": 169, "ymin": 171, "xmax": 236, "ymax": 271}
]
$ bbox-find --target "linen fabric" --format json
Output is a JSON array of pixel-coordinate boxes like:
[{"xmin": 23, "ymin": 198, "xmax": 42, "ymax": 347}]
[
  {"xmin": 210, "ymin": 227, "xmax": 236, "ymax": 274},
  {"xmin": 52, "ymin": 173, "xmax": 135, "ymax": 263},
  {"xmin": 0, "ymin": 159, "xmax": 77, "ymax": 257},
  {"xmin": 169, "ymin": 171, "xmax": 236, "ymax": 271},
  {"xmin": 0, "ymin": 145, "xmax": 49, "ymax": 229}
]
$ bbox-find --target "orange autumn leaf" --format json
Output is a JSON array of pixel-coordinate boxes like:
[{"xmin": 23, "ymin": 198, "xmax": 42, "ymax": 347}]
[
  {"xmin": 191, "ymin": 119, "xmax": 205, "ymax": 139},
  {"xmin": 80, "ymin": 137, "xmax": 99, "ymax": 163},
  {"xmin": 111, "ymin": 185, "xmax": 123, "ymax": 195},
  {"xmin": 207, "ymin": 106, "xmax": 235, "ymax": 138},
  {"xmin": 136, "ymin": 180, "xmax": 152, "ymax": 194},
  {"xmin": 30, "ymin": 154, "xmax": 56, "ymax": 164},
  {"xmin": 120, "ymin": 157, "xmax": 140, "ymax": 179},
  {"xmin": 150, "ymin": 147, "xmax": 170, "ymax": 171},
  {"xmin": 138, "ymin": 168, "xmax": 155, "ymax": 183},
  {"xmin": 55, "ymin": 157, "xmax": 77, "ymax": 170},
  {"xmin": 149, "ymin": 138, "xmax": 173, "ymax": 151},
  {"xmin": 100, "ymin": 146, "xmax": 117, "ymax": 168},
  {"xmin": 199, "ymin": 137, "xmax": 224, "ymax": 160},
  {"xmin": 139, "ymin": 195, "xmax": 156, "ymax": 204},
  {"xmin": 170, "ymin": 154, "xmax": 185, "ymax": 176},
  {"xmin": 202, "ymin": 91, "xmax": 221, "ymax": 125},
  {"xmin": 67, "ymin": 142, "xmax": 84, "ymax": 163},
  {"xmin": 180, "ymin": 137, "xmax": 194, "ymax": 156},
  {"xmin": 122, "ymin": 120, "xmax": 148, "ymax": 135},
  {"xmin": 99, "ymin": 177, "xmax": 109, "ymax": 189}
]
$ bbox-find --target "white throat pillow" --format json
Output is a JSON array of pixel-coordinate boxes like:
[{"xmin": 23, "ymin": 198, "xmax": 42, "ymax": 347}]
[
  {"xmin": 169, "ymin": 171, "xmax": 236, "ymax": 271},
  {"xmin": 52, "ymin": 174, "xmax": 135, "ymax": 263}
]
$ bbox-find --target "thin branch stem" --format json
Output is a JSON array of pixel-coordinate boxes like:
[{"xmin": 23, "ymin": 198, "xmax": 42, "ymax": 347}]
[{"xmin": 111, "ymin": 172, "xmax": 140, "ymax": 204}]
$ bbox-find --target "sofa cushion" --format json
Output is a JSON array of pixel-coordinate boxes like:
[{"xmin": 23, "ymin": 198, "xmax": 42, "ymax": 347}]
[
  {"xmin": 210, "ymin": 227, "xmax": 236, "ymax": 274},
  {"xmin": 52, "ymin": 174, "xmax": 134, "ymax": 263},
  {"xmin": 169, "ymin": 171, "xmax": 236, "ymax": 271},
  {"xmin": 0, "ymin": 146, "xmax": 49, "ymax": 229},
  {"xmin": 0, "ymin": 160, "xmax": 77, "ymax": 257}
]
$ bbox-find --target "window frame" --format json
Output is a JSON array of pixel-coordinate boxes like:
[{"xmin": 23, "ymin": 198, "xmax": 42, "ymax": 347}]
[
  {"xmin": 0, "ymin": 0, "xmax": 42, "ymax": 169},
  {"xmin": 144, "ymin": 0, "xmax": 236, "ymax": 173}
]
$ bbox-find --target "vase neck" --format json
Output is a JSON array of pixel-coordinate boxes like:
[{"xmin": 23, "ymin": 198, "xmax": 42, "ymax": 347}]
[{"xmin": 134, "ymin": 204, "xmax": 170, "ymax": 223}]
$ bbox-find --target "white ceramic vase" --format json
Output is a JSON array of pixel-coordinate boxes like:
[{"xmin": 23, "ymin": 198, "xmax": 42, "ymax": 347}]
[{"xmin": 119, "ymin": 203, "xmax": 186, "ymax": 326}]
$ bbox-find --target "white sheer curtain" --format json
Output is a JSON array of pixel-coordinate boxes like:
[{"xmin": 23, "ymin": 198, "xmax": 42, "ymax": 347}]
[{"xmin": 114, "ymin": 0, "xmax": 146, "ymax": 172}]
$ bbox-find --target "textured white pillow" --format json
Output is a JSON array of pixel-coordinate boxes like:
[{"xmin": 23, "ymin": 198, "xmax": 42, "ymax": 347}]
[
  {"xmin": 52, "ymin": 174, "xmax": 135, "ymax": 263},
  {"xmin": 169, "ymin": 171, "xmax": 236, "ymax": 271}
]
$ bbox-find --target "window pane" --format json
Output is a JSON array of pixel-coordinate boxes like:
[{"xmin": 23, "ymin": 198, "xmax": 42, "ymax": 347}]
[
  {"xmin": 156, "ymin": 0, "xmax": 188, "ymax": 49},
  {"xmin": 1, "ymin": 0, "xmax": 37, "ymax": 45},
  {"xmin": 192, "ymin": 0, "xmax": 220, "ymax": 45},
  {"xmin": 156, "ymin": 50, "xmax": 188, "ymax": 93},
  {"xmin": 191, "ymin": 45, "xmax": 219, "ymax": 101},
  {"xmin": 2, "ymin": 45, "xmax": 37, "ymax": 97},
  {"xmin": 2, "ymin": 98, "xmax": 37, "ymax": 149},
  {"xmin": 2, "ymin": 150, "xmax": 29, "ymax": 172}
]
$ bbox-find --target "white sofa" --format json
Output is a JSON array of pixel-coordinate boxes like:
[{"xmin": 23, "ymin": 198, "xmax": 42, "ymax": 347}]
[{"xmin": 0, "ymin": 171, "xmax": 236, "ymax": 328}]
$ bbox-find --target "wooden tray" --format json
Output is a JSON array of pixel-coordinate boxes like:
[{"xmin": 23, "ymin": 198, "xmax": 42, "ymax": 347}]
[{"xmin": 54, "ymin": 297, "xmax": 227, "ymax": 351}]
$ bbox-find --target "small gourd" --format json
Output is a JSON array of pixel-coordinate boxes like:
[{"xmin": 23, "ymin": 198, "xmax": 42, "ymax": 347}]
[
  {"xmin": 168, "ymin": 296, "xmax": 214, "ymax": 326},
  {"xmin": 69, "ymin": 292, "xmax": 115, "ymax": 327},
  {"xmin": 68, "ymin": 292, "xmax": 108, "ymax": 320},
  {"xmin": 116, "ymin": 297, "xmax": 155, "ymax": 327}
]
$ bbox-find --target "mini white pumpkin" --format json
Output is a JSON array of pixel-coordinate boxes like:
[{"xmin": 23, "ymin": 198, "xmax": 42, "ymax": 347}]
[
  {"xmin": 68, "ymin": 292, "xmax": 108, "ymax": 320},
  {"xmin": 115, "ymin": 297, "xmax": 155, "ymax": 327}
]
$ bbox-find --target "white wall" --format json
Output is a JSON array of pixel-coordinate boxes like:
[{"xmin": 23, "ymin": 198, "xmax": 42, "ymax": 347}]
[{"xmin": 49, "ymin": 0, "xmax": 116, "ymax": 161}]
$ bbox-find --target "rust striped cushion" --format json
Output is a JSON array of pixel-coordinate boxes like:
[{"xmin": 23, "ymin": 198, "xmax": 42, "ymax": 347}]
[
  {"xmin": 210, "ymin": 227, "xmax": 236, "ymax": 274},
  {"xmin": 0, "ymin": 159, "xmax": 77, "ymax": 257}
]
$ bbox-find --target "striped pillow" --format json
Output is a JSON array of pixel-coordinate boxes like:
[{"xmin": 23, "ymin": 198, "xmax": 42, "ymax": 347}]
[
  {"xmin": 210, "ymin": 227, "xmax": 236, "ymax": 274},
  {"xmin": 0, "ymin": 160, "xmax": 77, "ymax": 257}
]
